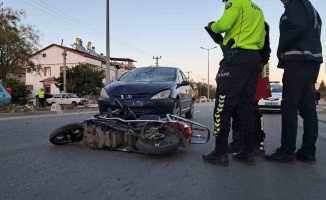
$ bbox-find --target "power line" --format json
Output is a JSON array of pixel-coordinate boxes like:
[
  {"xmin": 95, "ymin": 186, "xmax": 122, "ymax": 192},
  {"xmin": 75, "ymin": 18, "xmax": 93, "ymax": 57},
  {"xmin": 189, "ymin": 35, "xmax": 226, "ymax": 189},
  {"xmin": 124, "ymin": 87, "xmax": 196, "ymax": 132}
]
[
  {"xmin": 21, "ymin": 0, "xmax": 154, "ymax": 58},
  {"xmin": 153, "ymin": 56, "xmax": 162, "ymax": 67}
]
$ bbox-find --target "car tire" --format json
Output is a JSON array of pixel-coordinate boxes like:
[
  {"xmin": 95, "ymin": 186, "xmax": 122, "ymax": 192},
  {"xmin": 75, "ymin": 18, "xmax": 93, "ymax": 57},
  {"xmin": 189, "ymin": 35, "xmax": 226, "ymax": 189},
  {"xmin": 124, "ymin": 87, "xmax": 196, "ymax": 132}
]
[
  {"xmin": 49, "ymin": 123, "xmax": 84, "ymax": 145},
  {"xmin": 185, "ymin": 101, "xmax": 194, "ymax": 119},
  {"xmin": 71, "ymin": 102, "xmax": 77, "ymax": 107},
  {"xmin": 173, "ymin": 100, "xmax": 182, "ymax": 117}
]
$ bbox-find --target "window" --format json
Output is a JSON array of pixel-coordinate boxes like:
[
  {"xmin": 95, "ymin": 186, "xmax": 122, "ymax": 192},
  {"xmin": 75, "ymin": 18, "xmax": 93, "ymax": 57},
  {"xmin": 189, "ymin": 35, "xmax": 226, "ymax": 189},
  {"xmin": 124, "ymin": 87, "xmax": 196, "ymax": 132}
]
[
  {"xmin": 44, "ymin": 67, "xmax": 51, "ymax": 77},
  {"xmin": 177, "ymin": 71, "xmax": 184, "ymax": 84},
  {"xmin": 42, "ymin": 53, "xmax": 47, "ymax": 58},
  {"xmin": 180, "ymin": 71, "xmax": 187, "ymax": 81},
  {"xmin": 119, "ymin": 67, "xmax": 177, "ymax": 82}
]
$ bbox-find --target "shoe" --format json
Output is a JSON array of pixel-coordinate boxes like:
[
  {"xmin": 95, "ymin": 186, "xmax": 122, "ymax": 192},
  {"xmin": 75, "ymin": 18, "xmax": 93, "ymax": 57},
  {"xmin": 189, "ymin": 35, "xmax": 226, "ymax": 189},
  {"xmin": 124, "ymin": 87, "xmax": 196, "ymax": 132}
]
[
  {"xmin": 228, "ymin": 143, "xmax": 241, "ymax": 154},
  {"xmin": 202, "ymin": 150, "xmax": 229, "ymax": 166},
  {"xmin": 296, "ymin": 150, "xmax": 316, "ymax": 164},
  {"xmin": 264, "ymin": 148, "xmax": 295, "ymax": 163},
  {"xmin": 233, "ymin": 152, "xmax": 255, "ymax": 164}
]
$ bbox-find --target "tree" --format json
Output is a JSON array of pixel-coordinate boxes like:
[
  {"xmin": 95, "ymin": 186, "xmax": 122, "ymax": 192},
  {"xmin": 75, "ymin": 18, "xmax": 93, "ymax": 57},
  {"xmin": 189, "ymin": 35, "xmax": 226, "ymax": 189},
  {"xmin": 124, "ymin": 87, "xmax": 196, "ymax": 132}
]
[
  {"xmin": 56, "ymin": 64, "xmax": 105, "ymax": 96},
  {"xmin": 0, "ymin": 4, "xmax": 39, "ymax": 81},
  {"xmin": 3, "ymin": 79, "xmax": 30, "ymax": 104}
]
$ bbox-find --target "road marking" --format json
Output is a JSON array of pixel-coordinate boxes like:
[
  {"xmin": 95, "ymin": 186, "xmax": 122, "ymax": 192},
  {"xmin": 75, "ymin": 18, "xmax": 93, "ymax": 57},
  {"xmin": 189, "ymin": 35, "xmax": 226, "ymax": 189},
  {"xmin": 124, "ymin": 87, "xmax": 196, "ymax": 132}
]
[{"xmin": 0, "ymin": 111, "xmax": 98, "ymax": 121}]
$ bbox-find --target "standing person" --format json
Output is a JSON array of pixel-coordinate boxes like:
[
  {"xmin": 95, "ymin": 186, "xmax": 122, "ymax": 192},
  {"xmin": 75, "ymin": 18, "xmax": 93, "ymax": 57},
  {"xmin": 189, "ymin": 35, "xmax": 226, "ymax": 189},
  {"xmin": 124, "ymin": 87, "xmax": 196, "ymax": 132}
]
[
  {"xmin": 265, "ymin": 0, "xmax": 322, "ymax": 163},
  {"xmin": 202, "ymin": 0, "xmax": 266, "ymax": 166},
  {"xmin": 37, "ymin": 88, "xmax": 45, "ymax": 110},
  {"xmin": 229, "ymin": 22, "xmax": 272, "ymax": 154}
]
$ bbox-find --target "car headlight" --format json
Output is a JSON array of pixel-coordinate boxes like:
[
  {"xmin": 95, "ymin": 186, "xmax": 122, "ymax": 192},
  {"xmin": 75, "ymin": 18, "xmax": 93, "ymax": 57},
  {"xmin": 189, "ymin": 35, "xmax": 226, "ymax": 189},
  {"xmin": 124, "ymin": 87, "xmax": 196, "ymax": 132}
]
[
  {"xmin": 100, "ymin": 88, "xmax": 110, "ymax": 98},
  {"xmin": 151, "ymin": 90, "xmax": 171, "ymax": 100}
]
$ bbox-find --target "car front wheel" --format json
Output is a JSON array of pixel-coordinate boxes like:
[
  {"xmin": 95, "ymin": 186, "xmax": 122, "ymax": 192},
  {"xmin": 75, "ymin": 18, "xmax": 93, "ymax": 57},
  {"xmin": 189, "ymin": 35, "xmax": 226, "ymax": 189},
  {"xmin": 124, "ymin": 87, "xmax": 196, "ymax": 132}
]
[
  {"xmin": 173, "ymin": 101, "xmax": 182, "ymax": 117},
  {"xmin": 185, "ymin": 101, "xmax": 194, "ymax": 119}
]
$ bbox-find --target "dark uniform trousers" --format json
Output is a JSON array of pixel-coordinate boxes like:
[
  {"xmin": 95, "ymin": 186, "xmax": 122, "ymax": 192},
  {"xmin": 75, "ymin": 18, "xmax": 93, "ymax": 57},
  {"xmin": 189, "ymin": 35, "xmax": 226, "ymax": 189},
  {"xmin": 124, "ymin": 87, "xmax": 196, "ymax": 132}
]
[
  {"xmin": 214, "ymin": 50, "xmax": 261, "ymax": 154},
  {"xmin": 281, "ymin": 61, "xmax": 320, "ymax": 155}
]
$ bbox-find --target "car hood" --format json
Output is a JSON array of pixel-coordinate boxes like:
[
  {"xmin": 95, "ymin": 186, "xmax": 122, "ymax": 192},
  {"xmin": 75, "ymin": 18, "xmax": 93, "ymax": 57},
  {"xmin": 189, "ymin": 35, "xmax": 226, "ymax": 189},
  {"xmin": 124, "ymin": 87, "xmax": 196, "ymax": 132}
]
[{"xmin": 104, "ymin": 81, "xmax": 175, "ymax": 96}]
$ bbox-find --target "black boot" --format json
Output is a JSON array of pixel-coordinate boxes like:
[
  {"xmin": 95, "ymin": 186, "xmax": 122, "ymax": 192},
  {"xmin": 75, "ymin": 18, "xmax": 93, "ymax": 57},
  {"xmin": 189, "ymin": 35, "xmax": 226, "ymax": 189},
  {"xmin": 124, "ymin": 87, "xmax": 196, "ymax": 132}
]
[
  {"xmin": 264, "ymin": 148, "xmax": 295, "ymax": 163},
  {"xmin": 296, "ymin": 149, "xmax": 316, "ymax": 163},
  {"xmin": 202, "ymin": 150, "xmax": 229, "ymax": 166},
  {"xmin": 233, "ymin": 151, "xmax": 255, "ymax": 164}
]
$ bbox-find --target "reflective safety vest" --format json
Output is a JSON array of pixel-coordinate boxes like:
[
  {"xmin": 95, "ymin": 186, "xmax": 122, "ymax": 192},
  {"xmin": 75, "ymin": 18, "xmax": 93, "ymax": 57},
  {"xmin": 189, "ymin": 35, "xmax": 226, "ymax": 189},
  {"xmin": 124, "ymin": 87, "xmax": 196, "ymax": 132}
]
[
  {"xmin": 37, "ymin": 90, "xmax": 45, "ymax": 99},
  {"xmin": 211, "ymin": 0, "xmax": 265, "ymax": 50}
]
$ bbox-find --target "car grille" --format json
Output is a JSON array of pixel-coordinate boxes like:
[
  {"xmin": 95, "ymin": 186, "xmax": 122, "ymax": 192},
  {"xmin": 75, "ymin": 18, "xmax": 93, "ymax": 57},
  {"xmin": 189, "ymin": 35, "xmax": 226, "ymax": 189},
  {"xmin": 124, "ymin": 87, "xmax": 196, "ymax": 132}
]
[{"xmin": 113, "ymin": 95, "xmax": 150, "ymax": 100}]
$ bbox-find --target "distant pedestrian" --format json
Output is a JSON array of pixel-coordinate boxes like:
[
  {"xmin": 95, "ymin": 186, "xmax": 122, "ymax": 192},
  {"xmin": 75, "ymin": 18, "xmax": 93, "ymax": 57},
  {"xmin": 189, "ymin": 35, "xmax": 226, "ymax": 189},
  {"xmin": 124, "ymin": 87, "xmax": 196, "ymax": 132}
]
[
  {"xmin": 37, "ymin": 88, "xmax": 45, "ymax": 110},
  {"xmin": 265, "ymin": 0, "xmax": 323, "ymax": 163}
]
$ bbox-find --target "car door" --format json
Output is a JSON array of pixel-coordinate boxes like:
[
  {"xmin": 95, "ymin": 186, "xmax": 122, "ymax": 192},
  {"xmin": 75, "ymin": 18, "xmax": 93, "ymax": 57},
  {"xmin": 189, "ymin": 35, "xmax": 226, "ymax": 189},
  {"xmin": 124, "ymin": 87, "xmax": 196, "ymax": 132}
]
[
  {"xmin": 180, "ymin": 71, "xmax": 193, "ymax": 107},
  {"xmin": 176, "ymin": 70, "xmax": 188, "ymax": 111},
  {"xmin": 57, "ymin": 94, "xmax": 64, "ymax": 104},
  {"xmin": 62, "ymin": 94, "xmax": 70, "ymax": 105}
]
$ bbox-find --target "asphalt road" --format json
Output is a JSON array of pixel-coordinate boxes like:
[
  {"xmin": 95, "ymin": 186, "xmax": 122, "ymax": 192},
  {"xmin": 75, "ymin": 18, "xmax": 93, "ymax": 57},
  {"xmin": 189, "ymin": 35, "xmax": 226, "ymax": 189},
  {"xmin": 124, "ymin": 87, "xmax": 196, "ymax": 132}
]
[{"xmin": 1, "ymin": 103, "xmax": 326, "ymax": 200}]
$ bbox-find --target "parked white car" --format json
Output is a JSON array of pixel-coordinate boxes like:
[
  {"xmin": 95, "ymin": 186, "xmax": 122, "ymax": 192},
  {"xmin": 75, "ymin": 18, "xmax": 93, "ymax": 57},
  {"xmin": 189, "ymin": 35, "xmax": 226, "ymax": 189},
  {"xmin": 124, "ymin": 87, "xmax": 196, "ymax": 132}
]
[
  {"xmin": 258, "ymin": 83, "xmax": 282, "ymax": 112},
  {"xmin": 46, "ymin": 93, "xmax": 87, "ymax": 106},
  {"xmin": 199, "ymin": 96, "xmax": 208, "ymax": 103}
]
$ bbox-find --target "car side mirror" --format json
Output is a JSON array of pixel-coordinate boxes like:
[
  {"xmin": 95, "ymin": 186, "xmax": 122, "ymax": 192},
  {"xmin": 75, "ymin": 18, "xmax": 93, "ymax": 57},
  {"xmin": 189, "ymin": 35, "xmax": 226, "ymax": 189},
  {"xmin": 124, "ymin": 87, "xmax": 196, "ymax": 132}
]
[{"xmin": 179, "ymin": 80, "xmax": 190, "ymax": 86}]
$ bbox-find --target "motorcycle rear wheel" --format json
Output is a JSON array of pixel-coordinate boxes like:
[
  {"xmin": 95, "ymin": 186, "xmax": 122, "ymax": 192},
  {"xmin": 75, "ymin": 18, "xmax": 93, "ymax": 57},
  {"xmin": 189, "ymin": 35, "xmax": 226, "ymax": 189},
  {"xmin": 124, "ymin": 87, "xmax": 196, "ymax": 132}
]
[{"xmin": 49, "ymin": 123, "xmax": 84, "ymax": 145}]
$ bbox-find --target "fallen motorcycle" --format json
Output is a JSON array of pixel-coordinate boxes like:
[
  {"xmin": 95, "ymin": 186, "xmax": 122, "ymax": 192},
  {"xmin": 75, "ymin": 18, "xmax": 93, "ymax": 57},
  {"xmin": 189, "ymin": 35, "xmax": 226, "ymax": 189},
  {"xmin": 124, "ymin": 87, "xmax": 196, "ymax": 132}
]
[{"xmin": 49, "ymin": 99, "xmax": 210, "ymax": 155}]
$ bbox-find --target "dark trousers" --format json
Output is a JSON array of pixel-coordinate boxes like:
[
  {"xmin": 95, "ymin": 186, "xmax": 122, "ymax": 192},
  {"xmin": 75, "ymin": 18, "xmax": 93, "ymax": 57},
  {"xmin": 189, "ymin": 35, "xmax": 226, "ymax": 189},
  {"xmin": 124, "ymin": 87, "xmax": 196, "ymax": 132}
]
[
  {"xmin": 281, "ymin": 61, "xmax": 320, "ymax": 155},
  {"xmin": 39, "ymin": 98, "xmax": 45, "ymax": 109},
  {"xmin": 231, "ymin": 104, "xmax": 265, "ymax": 147},
  {"xmin": 214, "ymin": 50, "xmax": 261, "ymax": 154}
]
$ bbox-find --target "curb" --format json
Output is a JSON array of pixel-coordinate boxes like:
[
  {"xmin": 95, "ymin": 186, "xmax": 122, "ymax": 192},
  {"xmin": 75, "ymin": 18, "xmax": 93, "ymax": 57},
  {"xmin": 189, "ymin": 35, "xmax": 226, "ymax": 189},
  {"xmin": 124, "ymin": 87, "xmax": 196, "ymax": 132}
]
[{"xmin": 0, "ymin": 111, "xmax": 98, "ymax": 121}]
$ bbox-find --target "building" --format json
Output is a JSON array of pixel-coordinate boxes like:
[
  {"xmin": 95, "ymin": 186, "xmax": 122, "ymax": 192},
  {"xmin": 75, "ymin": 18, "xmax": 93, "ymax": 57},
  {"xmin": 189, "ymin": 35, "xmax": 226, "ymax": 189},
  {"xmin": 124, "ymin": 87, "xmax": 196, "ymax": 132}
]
[{"xmin": 26, "ymin": 43, "xmax": 136, "ymax": 96}]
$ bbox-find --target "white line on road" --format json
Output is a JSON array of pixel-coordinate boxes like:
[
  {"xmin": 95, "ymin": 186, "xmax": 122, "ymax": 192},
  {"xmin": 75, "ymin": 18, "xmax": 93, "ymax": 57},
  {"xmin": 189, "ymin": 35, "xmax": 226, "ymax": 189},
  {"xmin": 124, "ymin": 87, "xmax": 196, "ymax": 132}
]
[{"xmin": 0, "ymin": 111, "xmax": 98, "ymax": 121}]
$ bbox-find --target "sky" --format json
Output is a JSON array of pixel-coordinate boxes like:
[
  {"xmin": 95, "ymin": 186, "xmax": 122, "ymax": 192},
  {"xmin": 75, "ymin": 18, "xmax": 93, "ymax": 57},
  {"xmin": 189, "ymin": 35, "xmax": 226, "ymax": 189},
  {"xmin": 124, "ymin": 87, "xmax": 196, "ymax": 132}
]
[{"xmin": 4, "ymin": 0, "xmax": 326, "ymax": 84}]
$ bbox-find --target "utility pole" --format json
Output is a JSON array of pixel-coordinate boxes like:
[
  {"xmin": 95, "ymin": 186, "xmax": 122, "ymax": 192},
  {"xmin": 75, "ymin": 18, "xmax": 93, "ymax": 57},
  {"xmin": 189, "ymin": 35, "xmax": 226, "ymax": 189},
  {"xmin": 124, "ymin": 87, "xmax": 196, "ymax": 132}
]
[
  {"xmin": 106, "ymin": 0, "xmax": 111, "ymax": 83},
  {"xmin": 1, "ymin": 0, "xmax": 4, "ymax": 13},
  {"xmin": 185, "ymin": 71, "xmax": 192, "ymax": 80},
  {"xmin": 200, "ymin": 46, "xmax": 217, "ymax": 101},
  {"xmin": 202, "ymin": 78, "xmax": 206, "ymax": 97},
  {"xmin": 153, "ymin": 56, "xmax": 162, "ymax": 67},
  {"xmin": 61, "ymin": 39, "xmax": 67, "ymax": 93}
]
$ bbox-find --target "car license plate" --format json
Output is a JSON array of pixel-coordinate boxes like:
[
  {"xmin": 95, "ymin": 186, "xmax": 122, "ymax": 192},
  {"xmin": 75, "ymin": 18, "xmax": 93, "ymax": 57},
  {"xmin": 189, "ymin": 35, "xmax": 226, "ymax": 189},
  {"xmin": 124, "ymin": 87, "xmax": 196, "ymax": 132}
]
[
  {"xmin": 265, "ymin": 102, "xmax": 278, "ymax": 106},
  {"xmin": 125, "ymin": 100, "xmax": 144, "ymax": 107}
]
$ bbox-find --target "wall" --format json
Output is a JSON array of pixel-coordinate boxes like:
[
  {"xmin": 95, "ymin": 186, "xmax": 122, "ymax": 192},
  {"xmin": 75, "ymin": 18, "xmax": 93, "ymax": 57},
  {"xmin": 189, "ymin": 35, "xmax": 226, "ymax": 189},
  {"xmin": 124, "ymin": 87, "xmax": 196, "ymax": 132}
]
[{"xmin": 26, "ymin": 45, "xmax": 103, "ymax": 96}]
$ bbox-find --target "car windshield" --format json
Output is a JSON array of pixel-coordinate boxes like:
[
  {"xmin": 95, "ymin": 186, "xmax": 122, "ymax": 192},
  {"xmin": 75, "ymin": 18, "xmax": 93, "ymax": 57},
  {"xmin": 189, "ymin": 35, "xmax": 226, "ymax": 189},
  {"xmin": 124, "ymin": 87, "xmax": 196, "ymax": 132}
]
[
  {"xmin": 69, "ymin": 94, "xmax": 79, "ymax": 98},
  {"xmin": 119, "ymin": 67, "xmax": 176, "ymax": 82},
  {"xmin": 271, "ymin": 85, "xmax": 282, "ymax": 93}
]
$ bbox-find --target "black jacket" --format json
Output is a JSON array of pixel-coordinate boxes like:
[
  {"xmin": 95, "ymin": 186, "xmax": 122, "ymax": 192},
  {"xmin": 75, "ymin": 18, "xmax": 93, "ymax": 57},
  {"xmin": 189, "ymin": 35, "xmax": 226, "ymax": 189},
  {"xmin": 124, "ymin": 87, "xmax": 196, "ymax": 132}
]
[
  {"xmin": 261, "ymin": 22, "xmax": 271, "ymax": 65},
  {"xmin": 278, "ymin": 0, "xmax": 323, "ymax": 66}
]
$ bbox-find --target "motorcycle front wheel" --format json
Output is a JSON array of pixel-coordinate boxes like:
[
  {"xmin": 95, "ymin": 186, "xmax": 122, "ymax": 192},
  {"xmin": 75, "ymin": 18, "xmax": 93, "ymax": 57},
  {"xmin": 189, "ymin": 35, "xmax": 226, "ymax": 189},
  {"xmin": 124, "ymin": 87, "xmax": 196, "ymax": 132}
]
[{"xmin": 49, "ymin": 123, "xmax": 84, "ymax": 145}]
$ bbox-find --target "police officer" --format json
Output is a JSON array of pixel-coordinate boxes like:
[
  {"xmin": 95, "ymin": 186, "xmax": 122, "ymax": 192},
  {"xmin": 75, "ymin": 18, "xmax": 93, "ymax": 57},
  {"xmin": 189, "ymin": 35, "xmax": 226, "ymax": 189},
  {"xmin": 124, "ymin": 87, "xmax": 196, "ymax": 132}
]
[
  {"xmin": 229, "ymin": 22, "xmax": 271, "ymax": 154},
  {"xmin": 266, "ymin": 0, "xmax": 322, "ymax": 163},
  {"xmin": 203, "ymin": 0, "xmax": 266, "ymax": 166},
  {"xmin": 37, "ymin": 88, "xmax": 45, "ymax": 110}
]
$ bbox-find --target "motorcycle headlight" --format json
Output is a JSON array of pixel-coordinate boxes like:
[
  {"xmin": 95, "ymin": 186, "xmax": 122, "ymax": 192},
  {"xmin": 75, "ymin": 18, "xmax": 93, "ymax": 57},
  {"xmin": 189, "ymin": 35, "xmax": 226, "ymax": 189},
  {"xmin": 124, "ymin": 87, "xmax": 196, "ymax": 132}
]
[
  {"xmin": 100, "ymin": 88, "xmax": 110, "ymax": 98},
  {"xmin": 151, "ymin": 90, "xmax": 171, "ymax": 100}
]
